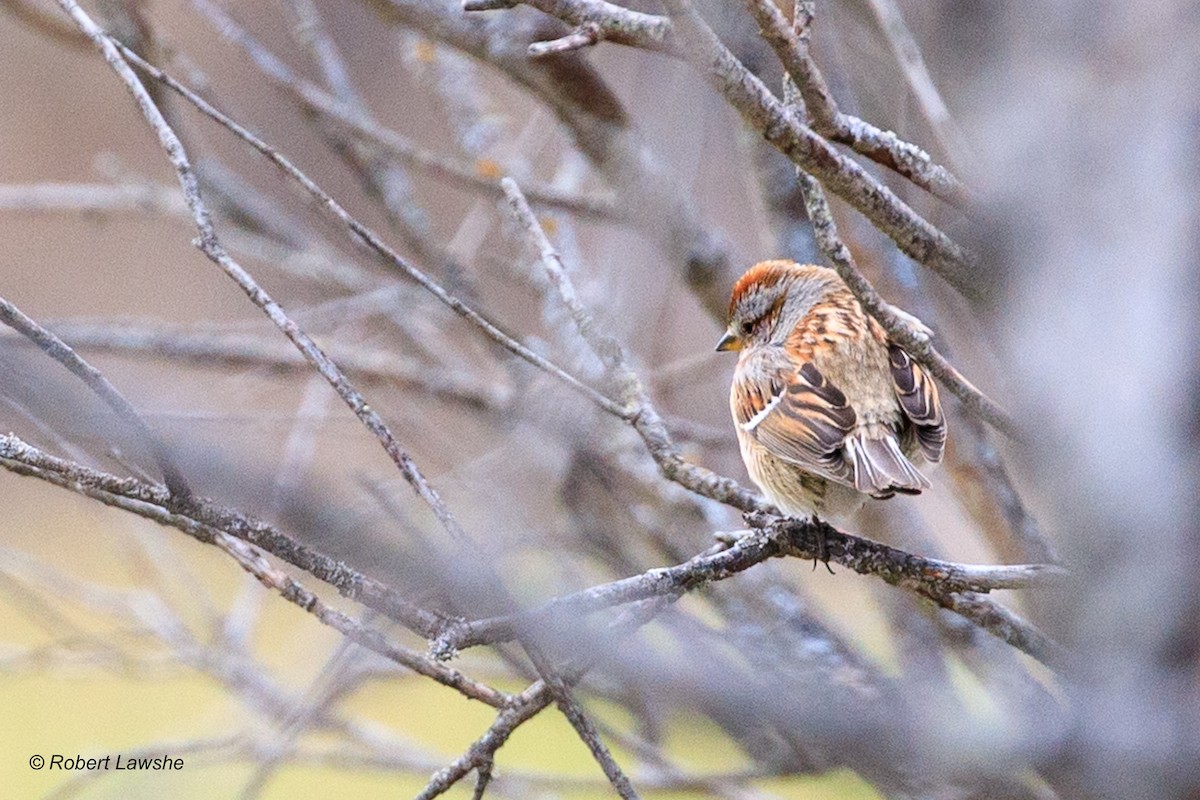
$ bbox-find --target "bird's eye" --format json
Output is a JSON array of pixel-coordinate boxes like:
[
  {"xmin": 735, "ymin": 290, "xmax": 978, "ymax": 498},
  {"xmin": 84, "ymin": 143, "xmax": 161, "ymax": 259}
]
[{"xmin": 740, "ymin": 321, "xmax": 754, "ymax": 335}]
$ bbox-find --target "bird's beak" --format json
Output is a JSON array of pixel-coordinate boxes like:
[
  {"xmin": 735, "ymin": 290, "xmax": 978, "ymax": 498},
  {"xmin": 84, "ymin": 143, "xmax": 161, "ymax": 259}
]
[{"xmin": 715, "ymin": 330, "xmax": 742, "ymax": 352}]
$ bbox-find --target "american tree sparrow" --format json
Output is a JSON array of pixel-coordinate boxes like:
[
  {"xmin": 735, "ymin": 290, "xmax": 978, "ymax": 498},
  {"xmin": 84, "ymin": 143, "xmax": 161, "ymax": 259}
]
[{"xmin": 717, "ymin": 260, "xmax": 946, "ymax": 522}]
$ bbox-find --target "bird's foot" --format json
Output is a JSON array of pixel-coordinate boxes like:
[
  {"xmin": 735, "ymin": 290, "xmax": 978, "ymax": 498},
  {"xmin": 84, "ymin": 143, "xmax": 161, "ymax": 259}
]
[{"xmin": 808, "ymin": 514, "xmax": 835, "ymax": 574}]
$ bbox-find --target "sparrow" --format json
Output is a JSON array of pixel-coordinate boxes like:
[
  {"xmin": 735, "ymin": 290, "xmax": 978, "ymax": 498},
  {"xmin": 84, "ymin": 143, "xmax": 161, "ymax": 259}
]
[{"xmin": 717, "ymin": 260, "xmax": 946, "ymax": 522}]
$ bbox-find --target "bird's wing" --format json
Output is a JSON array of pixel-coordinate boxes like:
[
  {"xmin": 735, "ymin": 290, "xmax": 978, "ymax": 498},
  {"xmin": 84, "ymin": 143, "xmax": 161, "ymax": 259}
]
[
  {"xmin": 733, "ymin": 350, "xmax": 857, "ymax": 486},
  {"xmin": 734, "ymin": 348, "xmax": 932, "ymax": 497},
  {"xmin": 888, "ymin": 344, "xmax": 946, "ymax": 464}
]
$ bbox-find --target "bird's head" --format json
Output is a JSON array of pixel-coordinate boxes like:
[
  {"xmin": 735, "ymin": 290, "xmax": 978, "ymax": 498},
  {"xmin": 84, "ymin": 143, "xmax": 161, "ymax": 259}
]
[{"xmin": 716, "ymin": 260, "xmax": 834, "ymax": 352}]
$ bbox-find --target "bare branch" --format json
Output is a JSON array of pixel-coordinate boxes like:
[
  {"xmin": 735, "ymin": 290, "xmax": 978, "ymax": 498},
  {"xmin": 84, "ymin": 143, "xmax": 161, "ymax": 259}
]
[
  {"xmin": 658, "ymin": 0, "xmax": 978, "ymax": 300},
  {"xmin": 85, "ymin": 23, "xmax": 766, "ymax": 529},
  {"xmin": 0, "ymin": 434, "xmax": 445, "ymax": 639},
  {"xmin": 436, "ymin": 516, "xmax": 1064, "ymax": 666},
  {"xmin": 0, "ymin": 321, "xmax": 506, "ymax": 411},
  {"xmin": 419, "ymin": 597, "xmax": 671, "ymax": 799},
  {"xmin": 502, "ymin": 178, "xmax": 625, "ymax": 371},
  {"xmin": 193, "ymin": 0, "xmax": 619, "ymax": 221},
  {"xmin": 0, "ymin": 294, "xmax": 192, "ymax": 499},
  {"xmin": 523, "ymin": 644, "xmax": 641, "ymax": 799},
  {"xmin": 467, "ymin": 0, "xmax": 674, "ymax": 53},
  {"xmin": 743, "ymin": 0, "xmax": 968, "ymax": 206},
  {"xmin": 860, "ymin": 0, "xmax": 973, "ymax": 172},
  {"xmin": 416, "ymin": 682, "xmax": 550, "ymax": 800},
  {"xmin": 0, "ymin": 181, "xmax": 187, "ymax": 215},
  {"xmin": 527, "ymin": 22, "xmax": 601, "ymax": 57}
]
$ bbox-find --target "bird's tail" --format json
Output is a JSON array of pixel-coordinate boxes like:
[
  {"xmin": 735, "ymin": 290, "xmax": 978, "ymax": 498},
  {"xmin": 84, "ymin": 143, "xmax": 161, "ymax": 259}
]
[{"xmin": 844, "ymin": 434, "xmax": 930, "ymax": 499}]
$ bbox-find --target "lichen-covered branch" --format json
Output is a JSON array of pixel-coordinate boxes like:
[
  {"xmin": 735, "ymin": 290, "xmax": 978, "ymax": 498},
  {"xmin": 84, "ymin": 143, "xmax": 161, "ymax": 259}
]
[
  {"xmin": 465, "ymin": 0, "xmax": 675, "ymax": 54},
  {"xmin": 659, "ymin": 0, "xmax": 978, "ymax": 301},
  {"xmin": 435, "ymin": 514, "xmax": 1063, "ymax": 666}
]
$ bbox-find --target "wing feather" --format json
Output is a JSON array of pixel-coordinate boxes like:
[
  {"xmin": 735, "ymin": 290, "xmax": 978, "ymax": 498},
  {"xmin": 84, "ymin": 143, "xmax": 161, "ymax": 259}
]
[
  {"xmin": 888, "ymin": 344, "xmax": 946, "ymax": 463},
  {"xmin": 734, "ymin": 352, "xmax": 856, "ymax": 484}
]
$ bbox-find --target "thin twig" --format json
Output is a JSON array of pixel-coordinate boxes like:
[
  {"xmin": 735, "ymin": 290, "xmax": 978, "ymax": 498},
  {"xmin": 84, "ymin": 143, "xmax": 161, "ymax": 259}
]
[
  {"xmin": 437, "ymin": 178, "xmax": 646, "ymax": 788},
  {"xmin": 861, "ymin": 0, "xmax": 973, "ymax": 172},
  {"xmin": 930, "ymin": 591, "xmax": 1063, "ymax": 670},
  {"xmin": 0, "ymin": 320, "xmax": 506, "ymax": 411},
  {"xmin": 0, "ymin": 181, "xmax": 187, "ymax": 215},
  {"xmin": 522, "ymin": 643, "xmax": 642, "ymax": 799},
  {"xmin": 0, "ymin": 294, "xmax": 192, "ymax": 499},
  {"xmin": 418, "ymin": 597, "xmax": 671, "ymax": 799},
  {"xmin": 502, "ymin": 178, "xmax": 626, "ymax": 373},
  {"xmin": 416, "ymin": 682, "xmax": 550, "ymax": 800},
  {"xmin": 527, "ymin": 22, "xmax": 601, "ymax": 57}
]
